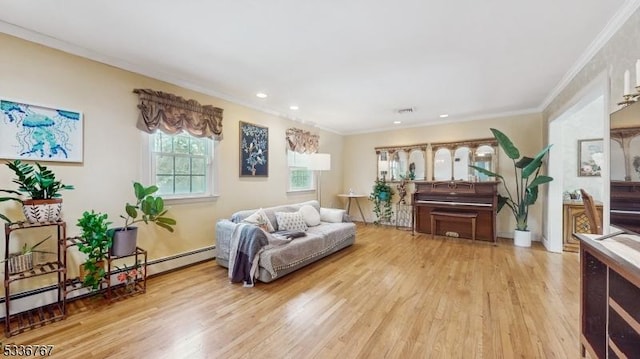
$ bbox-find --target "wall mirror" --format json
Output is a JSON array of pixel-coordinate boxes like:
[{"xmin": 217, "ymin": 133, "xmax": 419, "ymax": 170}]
[
  {"xmin": 431, "ymin": 138, "xmax": 498, "ymax": 181},
  {"xmin": 433, "ymin": 148, "xmax": 453, "ymax": 181},
  {"xmin": 375, "ymin": 144, "xmax": 428, "ymax": 182},
  {"xmin": 609, "ymin": 100, "xmax": 640, "ymax": 233},
  {"xmin": 408, "ymin": 149, "xmax": 426, "ymax": 180}
]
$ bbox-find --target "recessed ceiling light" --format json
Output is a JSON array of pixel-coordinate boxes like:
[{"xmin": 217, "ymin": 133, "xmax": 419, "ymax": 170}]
[
  {"xmin": 289, "ymin": 105, "xmax": 299, "ymax": 110},
  {"xmin": 393, "ymin": 120, "xmax": 402, "ymax": 124},
  {"xmin": 256, "ymin": 92, "xmax": 267, "ymax": 99},
  {"xmin": 439, "ymin": 114, "xmax": 449, "ymax": 118}
]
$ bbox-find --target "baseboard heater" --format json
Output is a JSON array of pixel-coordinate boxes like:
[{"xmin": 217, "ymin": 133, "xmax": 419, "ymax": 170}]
[{"xmin": 0, "ymin": 245, "xmax": 216, "ymax": 319}]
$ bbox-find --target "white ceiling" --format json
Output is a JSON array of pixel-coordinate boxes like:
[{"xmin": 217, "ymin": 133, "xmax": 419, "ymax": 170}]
[{"xmin": 0, "ymin": 1, "xmax": 635, "ymax": 134}]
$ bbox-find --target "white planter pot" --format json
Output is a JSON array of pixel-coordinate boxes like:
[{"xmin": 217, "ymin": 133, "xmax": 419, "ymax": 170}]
[
  {"xmin": 22, "ymin": 198, "xmax": 63, "ymax": 223},
  {"xmin": 513, "ymin": 229, "xmax": 532, "ymax": 247},
  {"xmin": 8, "ymin": 252, "xmax": 34, "ymax": 274}
]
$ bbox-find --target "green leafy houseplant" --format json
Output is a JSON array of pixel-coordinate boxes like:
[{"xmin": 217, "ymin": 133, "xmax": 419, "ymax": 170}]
[
  {"xmin": 111, "ymin": 182, "xmax": 177, "ymax": 257},
  {"xmin": 1, "ymin": 235, "xmax": 54, "ymax": 274},
  {"xmin": 469, "ymin": 128, "xmax": 553, "ymax": 231},
  {"xmin": 6, "ymin": 160, "xmax": 74, "ymax": 199},
  {"xmin": 369, "ymin": 178, "xmax": 395, "ymax": 225},
  {"xmin": 0, "ymin": 189, "xmax": 22, "ymax": 223},
  {"xmin": 5, "ymin": 160, "xmax": 74, "ymax": 223},
  {"xmin": 121, "ymin": 182, "xmax": 177, "ymax": 232},
  {"xmin": 77, "ymin": 211, "xmax": 112, "ymax": 290}
]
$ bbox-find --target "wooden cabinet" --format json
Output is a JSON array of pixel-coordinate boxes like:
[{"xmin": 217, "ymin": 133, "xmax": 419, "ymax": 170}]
[
  {"xmin": 4, "ymin": 221, "xmax": 67, "ymax": 337},
  {"xmin": 563, "ymin": 200, "xmax": 603, "ymax": 252},
  {"xmin": 577, "ymin": 232, "xmax": 640, "ymax": 358}
]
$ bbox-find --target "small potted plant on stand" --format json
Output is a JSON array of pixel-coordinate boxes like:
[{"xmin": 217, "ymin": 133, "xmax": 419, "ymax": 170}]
[
  {"xmin": 4, "ymin": 235, "xmax": 53, "ymax": 274},
  {"xmin": 111, "ymin": 182, "xmax": 177, "ymax": 257},
  {"xmin": 369, "ymin": 178, "xmax": 395, "ymax": 225},
  {"xmin": 77, "ymin": 210, "xmax": 112, "ymax": 290},
  {"xmin": 470, "ymin": 128, "xmax": 553, "ymax": 247},
  {"xmin": 5, "ymin": 160, "xmax": 74, "ymax": 223}
]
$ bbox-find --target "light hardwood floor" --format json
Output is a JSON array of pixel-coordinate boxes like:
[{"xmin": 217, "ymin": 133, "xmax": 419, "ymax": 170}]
[{"xmin": 5, "ymin": 224, "xmax": 581, "ymax": 359}]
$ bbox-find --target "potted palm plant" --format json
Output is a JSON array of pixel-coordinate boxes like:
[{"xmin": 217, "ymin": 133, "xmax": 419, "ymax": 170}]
[
  {"xmin": 5, "ymin": 160, "xmax": 74, "ymax": 223},
  {"xmin": 111, "ymin": 182, "xmax": 177, "ymax": 256},
  {"xmin": 369, "ymin": 178, "xmax": 395, "ymax": 225},
  {"xmin": 77, "ymin": 210, "xmax": 112, "ymax": 290},
  {"xmin": 470, "ymin": 128, "xmax": 553, "ymax": 247}
]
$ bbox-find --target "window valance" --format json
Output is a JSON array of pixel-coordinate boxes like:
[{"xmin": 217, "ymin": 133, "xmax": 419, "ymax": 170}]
[
  {"xmin": 133, "ymin": 89, "xmax": 224, "ymax": 140},
  {"xmin": 286, "ymin": 128, "xmax": 319, "ymax": 154}
]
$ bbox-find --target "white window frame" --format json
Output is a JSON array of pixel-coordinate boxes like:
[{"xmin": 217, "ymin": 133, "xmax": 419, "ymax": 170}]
[
  {"xmin": 141, "ymin": 132, "xmax": 219, "ymax": 203},
  {"xmin": 287, "ymin": 150, "xmax": 315, "ymax": 193}
]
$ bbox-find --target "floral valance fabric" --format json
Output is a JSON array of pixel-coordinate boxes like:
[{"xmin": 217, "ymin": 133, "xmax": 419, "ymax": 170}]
[
  {"xmin": 286, "ymin": 128, "xmax": 319, "ymax": 154},
  {"xmin": 133, "ymin": 89, "xmax": 224, "ymax": 140}
]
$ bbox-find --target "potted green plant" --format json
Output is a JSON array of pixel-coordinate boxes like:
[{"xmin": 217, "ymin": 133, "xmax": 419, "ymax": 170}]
[
  {"xmin": 469, "ymin": 128, "xmax": 553, "ymax": 247},
  {"xmin": 111, "ymin": 182, "xmax": 177, "ymax": 256},
  {"xmin": 3, "ymin": 235, "xmax": 53, "ymax": 274},
  {"xmin": 0, "ymin": 188, "xmax": 23, "ymax": 223},
  {"xmin": 5, "ymin": 160, "xmax": 74, "ymax": 223},
  {"xmin": 369, "ymin": 178, "xmax": 395, "ymax": 225},
  {"xmin": 76, "ymin": 210, "xmax": 112, "ymax": 290}
]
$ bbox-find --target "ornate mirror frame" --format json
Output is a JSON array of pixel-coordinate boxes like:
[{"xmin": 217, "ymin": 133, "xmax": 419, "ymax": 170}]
[
  {"xmin": 430, "ymin": 138, "xmax": 498, "ymax": 181},
  {"xmin": 375, "ymin": 143, "xmax": 428, "ymax": 182}
]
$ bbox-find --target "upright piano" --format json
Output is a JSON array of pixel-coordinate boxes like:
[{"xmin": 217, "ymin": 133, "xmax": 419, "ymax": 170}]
[
  {"xmin": 413, "ymin": 181, "xmax": 498, "ymax": 243},
  {"xmin": 610, "ymin": 180, "xmax": 640, "ymax": 234}
]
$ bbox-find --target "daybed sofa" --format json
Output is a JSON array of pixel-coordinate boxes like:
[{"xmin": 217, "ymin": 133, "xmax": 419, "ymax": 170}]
[{"xmin": 215, "ymin": 200, "xmax": 356, "ymax": 284}]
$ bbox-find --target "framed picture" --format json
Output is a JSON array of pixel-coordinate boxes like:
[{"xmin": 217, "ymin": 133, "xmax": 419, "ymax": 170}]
[
  {"xmin": 578, "ymin": 138, "xmax": 603, "ymax": 177},
  {"xmin": 239, "ymin": 121, "xmax": 268, "ymax": 177},
  {"xmin": 0, "ymin": 98, "xmax": 83, "ymax": 162}
]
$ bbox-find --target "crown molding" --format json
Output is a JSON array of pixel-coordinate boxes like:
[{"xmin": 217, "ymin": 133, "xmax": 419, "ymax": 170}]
[
  {"xmin": 0, "ymin": 20, "xmax": 347, "ymax": 135},
  {"xmin": 539, "ymin": 0, "xmax": 640, "ymax": 111}
]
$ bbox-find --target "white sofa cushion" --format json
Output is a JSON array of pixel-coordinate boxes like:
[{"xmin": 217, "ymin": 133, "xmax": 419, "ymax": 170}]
[
  {"xmin": 299, "ymin": 204, "xmax": 321, "ymax": 227},
  {"xmin": 275, "ymin": 211, "xmax": 309, "ymax": 232},
  {"xmin": 242, "ymin": 208, "xmax": 275, "ymax": 232},
  {"xmin": 320, "ymin": 208, "xmax": 346, "ymax": 223}
]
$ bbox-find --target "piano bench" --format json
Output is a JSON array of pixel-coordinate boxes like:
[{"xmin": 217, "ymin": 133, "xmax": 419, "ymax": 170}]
[{"xmin": 430, "ymin": 211, "xmax": 478, "ymax": 242}]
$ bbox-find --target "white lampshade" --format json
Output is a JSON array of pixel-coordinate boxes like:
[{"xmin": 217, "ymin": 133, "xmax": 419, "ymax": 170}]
[{"xmin": 309, "ymin": 153, "xmax": 331, "ymax": 171}]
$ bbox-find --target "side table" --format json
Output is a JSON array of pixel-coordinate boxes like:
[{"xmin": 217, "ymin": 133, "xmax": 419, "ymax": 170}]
[{"xmin": 337, "ymin": 194, "xmax": 368, "ymax": 224}]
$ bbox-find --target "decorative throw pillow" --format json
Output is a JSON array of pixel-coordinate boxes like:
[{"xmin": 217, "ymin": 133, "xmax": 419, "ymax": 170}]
[
  {"xmin": 298, "ymin": 204, "xmax": 321, "ymax": 227},
  {"xmin": 275, "ymin": 211, "xmax": 308, "ymax": 232},
  {"xmin": 320, "ymin": 208, "xmax": 346, "ymax": 223},
  {"xmin": 242, "ymin": 208, "xmax": 275, "ymax": 232}
]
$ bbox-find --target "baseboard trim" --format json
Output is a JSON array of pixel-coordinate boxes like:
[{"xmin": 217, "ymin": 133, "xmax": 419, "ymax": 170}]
[{"xmin": 0, "ymin": 246, "xmax": 216, "ymax": 319}]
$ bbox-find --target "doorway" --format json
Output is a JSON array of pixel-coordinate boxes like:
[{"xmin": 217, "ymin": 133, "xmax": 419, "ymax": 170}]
[{"xmin": 545, "ymin": 74, "xmax": 608, "ymax": 252}]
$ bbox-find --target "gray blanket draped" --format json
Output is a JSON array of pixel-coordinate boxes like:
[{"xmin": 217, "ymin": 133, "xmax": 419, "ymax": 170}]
[{"xmin": 228, "ymin": 224, "xmax": 269, "ymax": 287}]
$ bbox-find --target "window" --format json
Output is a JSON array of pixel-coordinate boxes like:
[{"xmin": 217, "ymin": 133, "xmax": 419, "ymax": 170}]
[
  {"xmin": 287, "ymin": 151, "xmax": 315, "ymax": 192},
  {"xmin": 149, "ymin": 132, "xmax": 216, "ymax": 199}
]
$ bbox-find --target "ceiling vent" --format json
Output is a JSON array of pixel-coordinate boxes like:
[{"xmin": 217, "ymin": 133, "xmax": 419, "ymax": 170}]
[{"xmin": 397, "ymin": 107, "xmax": 415, "ymax": 114}]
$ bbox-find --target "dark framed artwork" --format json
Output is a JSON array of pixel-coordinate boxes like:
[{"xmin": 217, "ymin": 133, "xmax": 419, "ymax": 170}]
[
  {"xmin": 239, "ymin": 121, "xmax": 269, "ymax": 177},
  {"xmin": 578, "ymin": 138, "xmax": 603, "ymax": 177}
]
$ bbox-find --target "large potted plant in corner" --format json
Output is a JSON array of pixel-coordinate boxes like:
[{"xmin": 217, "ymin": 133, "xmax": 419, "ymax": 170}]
[
  {"xmin": 77, "ymin": 210, "xmax": 112, "ymax": 290},
  {"xmin": 5, "ymin": 160, "xmax": 74, "ymax": 223},
  {"xmin": 369, "ymin": 178, "xmax": 395, "ymax": 225},
  {"xmin": 111, "ymin": 182, "xmax": 177, "ymax": 257},
  {"xmin": 470, "ymin": 128, "xmax": 553, "ymax": 247}
]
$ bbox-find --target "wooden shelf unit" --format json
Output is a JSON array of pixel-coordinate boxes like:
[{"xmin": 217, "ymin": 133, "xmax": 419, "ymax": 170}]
[
  {"xmin": 577, "ymin": 232, "xmax": 640, "ymax": 358},
  {"xmin": 4, "ymin": 221, "xmax": 67, "ymax": 337},
  {"xmin": 106, "ymin": 246, "xmax": 147, "ymax": 302}
]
